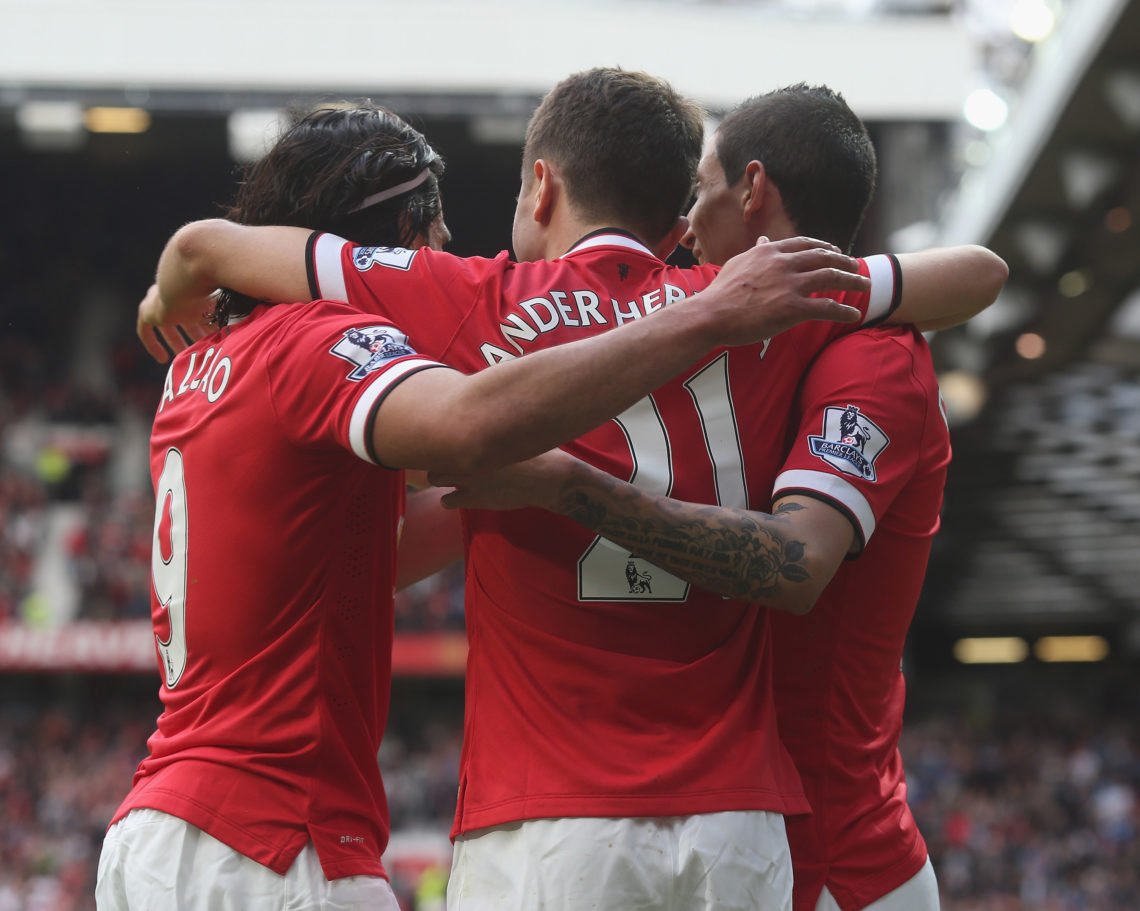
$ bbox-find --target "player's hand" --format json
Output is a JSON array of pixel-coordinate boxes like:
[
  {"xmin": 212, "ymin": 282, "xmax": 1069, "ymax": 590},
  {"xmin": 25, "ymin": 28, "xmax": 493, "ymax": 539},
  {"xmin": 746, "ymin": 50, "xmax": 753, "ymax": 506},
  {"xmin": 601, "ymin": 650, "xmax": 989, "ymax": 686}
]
[
  {"xmin": 137, "ymin": 283, "xmax": 212, "ymax": 363},
  {"xmin": 700, "ymin": 236, "xmax": 869, "ymax": 346},
  {"xmin": 429, "ymin": 449, "xmax": 577, "ymax": 512}
]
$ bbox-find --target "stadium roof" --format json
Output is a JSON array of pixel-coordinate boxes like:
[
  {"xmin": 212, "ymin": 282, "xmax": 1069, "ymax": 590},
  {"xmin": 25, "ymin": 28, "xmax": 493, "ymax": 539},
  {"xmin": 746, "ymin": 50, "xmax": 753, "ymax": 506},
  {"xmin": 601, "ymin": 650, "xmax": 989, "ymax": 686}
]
[
  {"xmin": 928, "ymin": 0, "xmax": 1140, "ymax": 639},
  {"xmin": 0, "ymin": 0, "xmax": 973, "ymax": 118}
]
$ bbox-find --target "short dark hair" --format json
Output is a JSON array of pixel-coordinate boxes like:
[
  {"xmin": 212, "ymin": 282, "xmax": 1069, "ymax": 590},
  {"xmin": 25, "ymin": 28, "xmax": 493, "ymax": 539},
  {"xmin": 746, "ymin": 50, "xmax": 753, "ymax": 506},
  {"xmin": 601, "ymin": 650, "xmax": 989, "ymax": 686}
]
[
  {"xmin": 216, "ymin": 103, "xmax": 444, "ymax": 323},
  {"xmin": 523, "ymin": 68, "xmax": 704, "ymax": 244},
  {"xmin": 716, "ymin": 84, "xmax": 876, "ymax": 252}
]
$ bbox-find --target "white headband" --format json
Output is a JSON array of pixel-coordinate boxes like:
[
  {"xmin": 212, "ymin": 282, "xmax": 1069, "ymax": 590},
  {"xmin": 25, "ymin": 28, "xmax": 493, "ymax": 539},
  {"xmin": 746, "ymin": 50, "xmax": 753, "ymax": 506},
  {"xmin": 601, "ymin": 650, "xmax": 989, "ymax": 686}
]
[{"xmin": 349, "ymin": 167, "xmax": 433, "ymax": 214}]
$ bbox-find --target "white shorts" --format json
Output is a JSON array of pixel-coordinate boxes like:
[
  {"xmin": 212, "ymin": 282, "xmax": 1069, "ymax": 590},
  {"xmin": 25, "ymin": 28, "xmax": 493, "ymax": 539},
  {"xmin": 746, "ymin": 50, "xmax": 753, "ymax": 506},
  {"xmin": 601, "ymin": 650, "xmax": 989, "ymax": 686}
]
[
  {"xmin": 448, "ymin": 811, "xmax": 792, "ymax": 911},
  {"xmin": 95, "ymin": 808, "xmax": 400, "ymax": 911},
  {"xmin": 814, "ymin": 857, "xmax": 939, "ymax": 911}
]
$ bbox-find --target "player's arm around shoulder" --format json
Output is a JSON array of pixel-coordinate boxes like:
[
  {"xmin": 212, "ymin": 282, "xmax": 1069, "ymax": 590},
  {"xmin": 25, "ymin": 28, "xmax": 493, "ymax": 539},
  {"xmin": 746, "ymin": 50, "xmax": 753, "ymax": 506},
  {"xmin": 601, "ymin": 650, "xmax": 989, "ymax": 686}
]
[
  {"xmin": 884, "ymin": 245, "xmax": 1009, "ymax": 332},
  {"xmin": 139, "ymin": 220, "xmax": 317, "ymax": 360},
  {"xmin": 160, "ymin": 219, "xmax": 314, "ymax": 312},
  {"xmin": 368, "ymin": 236, "xmax": 873, "ymax": 476}
]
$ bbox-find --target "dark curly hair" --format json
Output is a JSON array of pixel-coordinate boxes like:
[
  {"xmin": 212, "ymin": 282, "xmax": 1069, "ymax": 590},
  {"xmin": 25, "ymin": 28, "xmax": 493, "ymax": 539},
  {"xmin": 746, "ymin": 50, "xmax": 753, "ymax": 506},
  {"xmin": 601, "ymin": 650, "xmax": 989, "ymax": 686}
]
[{"xmin": 214, "ymin": 102, "xmax": 444, "ymax": 325}]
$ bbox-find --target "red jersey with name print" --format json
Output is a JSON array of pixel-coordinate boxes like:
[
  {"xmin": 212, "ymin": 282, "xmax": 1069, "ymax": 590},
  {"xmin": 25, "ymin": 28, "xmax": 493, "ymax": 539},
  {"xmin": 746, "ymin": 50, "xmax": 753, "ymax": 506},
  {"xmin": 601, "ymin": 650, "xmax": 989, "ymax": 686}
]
[
  {"xmin": 769, "ymin": 326, "xmax": 950, "ymax": 911},
  {"xmin": 110, "ymin": 301, "xmax": 446, "ymax": 880},
  {"xmin": 307, "ymin": 231, "xmax": 902, "ymax": 836}
]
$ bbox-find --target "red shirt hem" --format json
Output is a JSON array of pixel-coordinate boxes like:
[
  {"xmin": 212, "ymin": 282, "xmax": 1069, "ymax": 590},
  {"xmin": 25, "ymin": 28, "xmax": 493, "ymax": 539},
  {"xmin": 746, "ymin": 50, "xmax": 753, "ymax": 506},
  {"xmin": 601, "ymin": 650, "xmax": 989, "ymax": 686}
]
[
  {"xmin": 113, "ymin": 786, "xmax": 307, "ymax": 876},
  {"xmin": 454, "ymin": 787, "xmax": 811, "ymax": 838},
  {"xmin": 112, "ymin": 785, "xmax": 387, "ymax": 881},
  {"xmin": 811, "ymin": 835, "xmax": 928, "ymax": 911}
]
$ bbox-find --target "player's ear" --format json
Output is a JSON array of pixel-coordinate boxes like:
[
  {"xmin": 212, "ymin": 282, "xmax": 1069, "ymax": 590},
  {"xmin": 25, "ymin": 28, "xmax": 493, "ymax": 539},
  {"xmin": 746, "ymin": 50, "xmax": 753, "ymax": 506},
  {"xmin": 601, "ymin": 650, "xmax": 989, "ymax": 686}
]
[
  {"xmin": 532, "ymin": 159, "xmax": 557, "ymax": 226},
  {"xmin": 742, "ymin": 160, "xmax": 767, "ymax": 221},
  {"xmin": 651, "ymin": 216, "xmax": 690, "ymax": 261}
]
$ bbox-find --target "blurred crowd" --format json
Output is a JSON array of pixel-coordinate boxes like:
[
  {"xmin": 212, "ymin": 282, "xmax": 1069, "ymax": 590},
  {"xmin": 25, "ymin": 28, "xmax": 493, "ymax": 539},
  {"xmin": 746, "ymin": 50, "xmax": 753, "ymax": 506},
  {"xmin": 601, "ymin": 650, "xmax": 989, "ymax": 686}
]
[
  {"xmin": 0, "ymin": 695, "xmax": 147, "ymax": 911},
  {"xmin": 395, "ymin": 565, "xmax": 467, "ymax": 633},
  {"xmin": 0, "ymin": 682, "xmax": 462, "ymax": 911},
  {"xmin": 904, "ymin": 706, "xmax": 1139, "ymax": 910},
  {"xmin": 0, "ymin": 342, "xmax": 468, "ymax": 634},
  {"xmin": 0, "ymin": 675, "xmax": 1136, "ymax": 910},
  {"xmin": 0, "ymin": 467, "xmax": 46, "ymax": 626},
  {"xmin": 0, "ymin": 335, "xmax": 157, "ymax": 627}
]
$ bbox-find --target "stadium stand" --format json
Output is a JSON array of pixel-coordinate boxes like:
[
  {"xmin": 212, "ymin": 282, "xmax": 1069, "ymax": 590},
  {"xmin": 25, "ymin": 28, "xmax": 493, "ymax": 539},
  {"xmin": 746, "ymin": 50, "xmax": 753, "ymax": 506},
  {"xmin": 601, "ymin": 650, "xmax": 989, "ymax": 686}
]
[{"xmin": 0, "ymin": 671, "xmax": 1136, "ymax": 910}]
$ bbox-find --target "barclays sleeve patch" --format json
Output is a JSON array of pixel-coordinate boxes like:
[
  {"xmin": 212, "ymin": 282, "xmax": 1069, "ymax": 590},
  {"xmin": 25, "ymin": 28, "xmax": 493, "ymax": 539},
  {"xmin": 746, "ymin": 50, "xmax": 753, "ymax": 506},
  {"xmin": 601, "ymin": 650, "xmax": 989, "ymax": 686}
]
[
  {"xmin": 808, "ymin": 404, "xmax": 889, "ymax": 481},
  {"xmin": 352, "ymin": 246, "xmax": 418, "ymax": 272},
  {"xmin": 330, "ymin": 326, "xmax": 417, "ymax": 381}
]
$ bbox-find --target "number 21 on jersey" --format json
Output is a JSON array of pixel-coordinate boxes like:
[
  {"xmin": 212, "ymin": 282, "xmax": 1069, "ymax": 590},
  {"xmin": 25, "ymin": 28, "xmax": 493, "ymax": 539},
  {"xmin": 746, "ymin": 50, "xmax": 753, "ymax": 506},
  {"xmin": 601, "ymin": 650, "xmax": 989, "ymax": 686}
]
[{"xmin": 577, "ymin": 352, "xmax": 748, "ymax": 602}]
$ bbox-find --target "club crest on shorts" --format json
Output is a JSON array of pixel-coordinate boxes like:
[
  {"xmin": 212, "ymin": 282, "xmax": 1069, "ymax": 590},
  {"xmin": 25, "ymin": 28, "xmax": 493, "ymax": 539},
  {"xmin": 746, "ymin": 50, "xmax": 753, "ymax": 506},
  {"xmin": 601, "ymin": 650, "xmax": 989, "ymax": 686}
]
[
  {"xmin": 330, "ymin": 326, "xmax": 415, "ymax": 381},
  {"xmin": 352, "ymin": 246, "xmax": 417, "ymax": 272},
  {"xmin": 808, "ymin": 404, "xmax": 889, "ymax": 481}
]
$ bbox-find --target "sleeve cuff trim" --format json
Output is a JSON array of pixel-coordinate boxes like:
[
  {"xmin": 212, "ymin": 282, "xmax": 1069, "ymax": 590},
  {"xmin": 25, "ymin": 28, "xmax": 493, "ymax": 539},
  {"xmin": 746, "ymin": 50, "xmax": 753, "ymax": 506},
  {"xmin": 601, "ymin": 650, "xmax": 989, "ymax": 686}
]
[
  {"xmin": 348, "ymin": 359, "xmax": 447, "ymax": 466},
  {"xmin": 773, "ymin": 468, "xmax": 877, "ymax": 547}
]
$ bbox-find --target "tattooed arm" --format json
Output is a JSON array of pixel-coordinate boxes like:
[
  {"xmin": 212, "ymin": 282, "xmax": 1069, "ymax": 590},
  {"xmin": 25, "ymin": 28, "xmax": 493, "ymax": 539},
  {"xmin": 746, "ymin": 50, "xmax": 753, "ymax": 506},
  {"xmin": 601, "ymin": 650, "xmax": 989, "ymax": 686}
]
[{"xmin": 431, "ymin": 451, "xmax": 855, "ymax": 614}]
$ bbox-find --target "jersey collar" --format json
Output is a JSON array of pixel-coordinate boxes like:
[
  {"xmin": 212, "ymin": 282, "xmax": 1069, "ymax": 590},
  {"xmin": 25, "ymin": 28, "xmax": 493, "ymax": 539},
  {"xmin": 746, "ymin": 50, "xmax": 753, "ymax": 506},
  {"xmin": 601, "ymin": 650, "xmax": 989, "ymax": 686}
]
[{"xmin": 562, "ymin": 228, "xmax": 658, "ymax": 261}]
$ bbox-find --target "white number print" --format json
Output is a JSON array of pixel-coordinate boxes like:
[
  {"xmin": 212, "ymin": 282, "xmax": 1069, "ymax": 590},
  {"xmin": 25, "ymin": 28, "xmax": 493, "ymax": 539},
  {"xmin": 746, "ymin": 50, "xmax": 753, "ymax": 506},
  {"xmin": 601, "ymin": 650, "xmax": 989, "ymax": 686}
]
[
  {"xmin": 152, "ymin": 448, "xmax": 189, "ymax": 687},
  {"xmin": 577, "ymin": 352, "xmax": 748, "ymax": 602}
]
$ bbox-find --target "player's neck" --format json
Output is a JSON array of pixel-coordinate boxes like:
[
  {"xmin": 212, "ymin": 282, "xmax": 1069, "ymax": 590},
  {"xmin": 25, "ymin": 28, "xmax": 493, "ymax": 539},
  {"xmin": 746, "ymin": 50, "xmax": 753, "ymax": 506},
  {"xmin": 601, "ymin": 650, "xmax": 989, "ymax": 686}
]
[
  {"xmin": 751, "ymin": 209, "xmax": 798, "ymax": 246},
  {"xmin": 544, "ymin": 215, "xmax": 648, "ymax": 260}
]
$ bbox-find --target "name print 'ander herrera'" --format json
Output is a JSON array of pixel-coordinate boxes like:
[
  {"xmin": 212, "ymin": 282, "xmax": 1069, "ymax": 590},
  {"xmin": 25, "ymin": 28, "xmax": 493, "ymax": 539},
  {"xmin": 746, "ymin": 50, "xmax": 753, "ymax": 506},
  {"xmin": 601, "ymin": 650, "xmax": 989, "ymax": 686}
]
[{"xmin": 477, "ymin": 283, "xmax": 693, "ymax": 365}]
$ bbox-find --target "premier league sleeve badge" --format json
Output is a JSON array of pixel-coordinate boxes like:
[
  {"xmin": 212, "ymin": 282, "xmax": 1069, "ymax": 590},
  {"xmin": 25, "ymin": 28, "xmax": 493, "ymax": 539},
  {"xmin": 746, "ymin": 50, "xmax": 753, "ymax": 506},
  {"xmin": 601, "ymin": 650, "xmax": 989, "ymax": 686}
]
[
  {"xmin": 807, "ymin": 404, "xmax": 890, "ymax": 481},
  {"xmin": 329, "ymin": 326, "xmax": 417, "ymax": 381}
]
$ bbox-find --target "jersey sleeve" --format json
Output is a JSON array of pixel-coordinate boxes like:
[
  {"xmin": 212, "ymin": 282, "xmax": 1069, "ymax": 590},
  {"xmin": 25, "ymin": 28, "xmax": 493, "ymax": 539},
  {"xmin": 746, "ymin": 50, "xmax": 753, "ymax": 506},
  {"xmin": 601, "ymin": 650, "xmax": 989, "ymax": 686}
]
[
  {"xmin": 265, "ymin": 302, "xmax": 451, "ymax": 466},
  {"xmin": 306, "ymin": 232, "xmax": 499, "ymax": 361},
  {"xmin": 853, "ymin": 254, "xmax": 902, "ymax": 325},
  {"xmin": 772, "ymin": 327, "xmax": 928, "ymax": 551}
]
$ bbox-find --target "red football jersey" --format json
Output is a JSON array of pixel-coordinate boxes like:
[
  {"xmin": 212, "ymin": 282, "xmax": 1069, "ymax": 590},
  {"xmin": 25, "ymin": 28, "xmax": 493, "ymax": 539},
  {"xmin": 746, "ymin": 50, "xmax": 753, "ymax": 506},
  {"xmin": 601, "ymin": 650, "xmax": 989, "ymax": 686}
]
[
  {"xmin": 308, "ymin": 231, "xmax": 901, "ymax": 836},
  {"xmin": 110, "ymin": 301, "xmax": 446, "ymax": 880},
  {"xmin": 769, "ymin": 326, "xmax": 950, "ymax": 911}
]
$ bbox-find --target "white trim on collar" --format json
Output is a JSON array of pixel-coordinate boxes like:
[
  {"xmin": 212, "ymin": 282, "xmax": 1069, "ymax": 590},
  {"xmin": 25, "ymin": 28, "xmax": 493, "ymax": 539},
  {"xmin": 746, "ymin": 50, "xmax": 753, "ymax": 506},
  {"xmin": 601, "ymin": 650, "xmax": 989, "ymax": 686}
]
[{"xmin": 564, "ymin": 233, "xmax": 657, "ymax": 259}]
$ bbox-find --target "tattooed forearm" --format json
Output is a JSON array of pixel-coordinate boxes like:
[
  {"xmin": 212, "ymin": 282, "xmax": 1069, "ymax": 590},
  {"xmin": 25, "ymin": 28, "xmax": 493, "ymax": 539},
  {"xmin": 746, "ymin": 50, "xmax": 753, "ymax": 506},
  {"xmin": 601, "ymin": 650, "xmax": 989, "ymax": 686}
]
[{"xmin": 556, "ymin": 465, "xmax": 813, "ymax": 604}]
